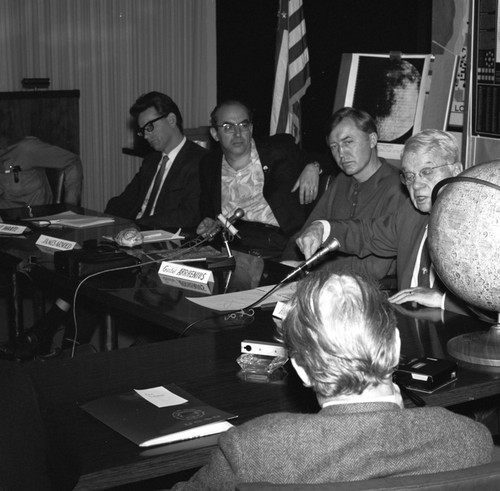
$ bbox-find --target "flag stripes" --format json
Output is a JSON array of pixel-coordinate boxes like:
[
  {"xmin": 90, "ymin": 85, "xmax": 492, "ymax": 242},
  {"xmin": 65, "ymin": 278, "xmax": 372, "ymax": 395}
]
[{"xmin": 270, "ymin": 0, "xmax": 311, "ymax": 142}]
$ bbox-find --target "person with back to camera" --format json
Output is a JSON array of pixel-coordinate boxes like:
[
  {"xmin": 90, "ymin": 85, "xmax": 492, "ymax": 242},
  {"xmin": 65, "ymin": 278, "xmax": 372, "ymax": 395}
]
[
  {"xmin": 282, "ymin": 107, "xmax": 407, "ymax": 283},
  {"xmin": 171, "ymin": 271, "xmax": 492, "ymax": 489}
]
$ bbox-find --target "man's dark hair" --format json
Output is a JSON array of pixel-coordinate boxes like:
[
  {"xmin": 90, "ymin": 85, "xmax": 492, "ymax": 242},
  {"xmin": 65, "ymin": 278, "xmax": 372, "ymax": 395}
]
[
  {"xmin": 210, "ymin": 100, "xmax": 254, "ymax": 128},
  {"xmin": 325, "ymin": 107, "xmax": 378, "ymax": 138},
  {"xmin": 130, "ymin": 91, "xmax": 184, "ymax": 132}
]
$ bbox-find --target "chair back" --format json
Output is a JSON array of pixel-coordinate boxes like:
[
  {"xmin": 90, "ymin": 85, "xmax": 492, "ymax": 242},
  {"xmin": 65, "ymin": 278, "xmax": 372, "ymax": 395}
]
[
  {"xmin": 0, "ymin": 361, "xmax": 52, "ymax": 490},
  {"xmin": 44, "ymin": 168, "xmax": 65, "ymax": 203},
  {"xmin": 236, "ymin": 462, "xmax": 500, "ymax": 491},
  {"xmin": 0, "ymin": 361, "xmax": 79, "ymax": 490}
]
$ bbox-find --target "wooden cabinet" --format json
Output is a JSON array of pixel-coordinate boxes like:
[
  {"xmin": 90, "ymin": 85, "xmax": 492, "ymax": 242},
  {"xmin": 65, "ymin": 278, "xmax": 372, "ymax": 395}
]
[{"xmin": 0, "ymin": 90, "xmax": 79, "ymax": 153}]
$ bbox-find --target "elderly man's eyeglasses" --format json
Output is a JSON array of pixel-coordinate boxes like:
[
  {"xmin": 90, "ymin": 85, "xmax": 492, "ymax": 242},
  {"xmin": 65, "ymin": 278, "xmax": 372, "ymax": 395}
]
[
  {"xmin": 400, "ymin": 163, "xmax": 454, "ymax": 185},
  {"xmin": 215, "ymin": 120, "xmax": 252, "ymax": 134},
  {"xmin": 137, "ymin": 114, "xmax": 167, "ymax": 137}
]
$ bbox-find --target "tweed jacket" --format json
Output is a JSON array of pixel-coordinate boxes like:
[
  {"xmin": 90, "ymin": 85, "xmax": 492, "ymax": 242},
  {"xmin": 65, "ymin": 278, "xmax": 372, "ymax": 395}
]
[
  {"xmin": 172, "ymin": 402, "xmax": 492, "ymax": 490},
  {"xmin": 198, "ymin": 134, "xmax": 307, "ymax": 237},
  {"xmin": 105, "ymin": 139, "xmax": 207, "ymax": 229}
]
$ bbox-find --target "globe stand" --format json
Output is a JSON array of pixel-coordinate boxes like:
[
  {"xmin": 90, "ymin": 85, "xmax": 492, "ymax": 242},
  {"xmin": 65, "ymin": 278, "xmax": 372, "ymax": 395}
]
[{"xmin": 447, "ymin": 314, "xmax": 500, "ymax": 367}]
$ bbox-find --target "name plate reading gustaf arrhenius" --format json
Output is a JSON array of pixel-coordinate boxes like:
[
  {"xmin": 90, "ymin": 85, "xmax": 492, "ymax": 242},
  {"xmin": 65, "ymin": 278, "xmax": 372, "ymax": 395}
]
[
  {"xmin": 158, "ymin": 261, "xmax": 214, "ymax": 285},
  {"xmin": 36, "ymin": 234, "xmax": 78, "ymax": 253}
]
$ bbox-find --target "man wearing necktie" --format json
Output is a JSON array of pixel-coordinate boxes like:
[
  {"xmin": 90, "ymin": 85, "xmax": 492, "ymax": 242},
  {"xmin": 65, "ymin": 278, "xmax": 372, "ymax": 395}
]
[
  {"xmin": 105, "ymin": 91, "xmax": 208, "ymax": 229},
  {"xmin": 295, "ymin": 129, "xmax": 469, "ymax": 314}
]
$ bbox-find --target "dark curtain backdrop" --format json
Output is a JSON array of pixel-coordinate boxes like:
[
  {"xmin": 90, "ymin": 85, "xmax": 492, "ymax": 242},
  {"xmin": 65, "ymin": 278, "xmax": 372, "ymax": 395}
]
[{"xmin": 216, "ymin": 0, "xmax": 432, "ymax": 154}]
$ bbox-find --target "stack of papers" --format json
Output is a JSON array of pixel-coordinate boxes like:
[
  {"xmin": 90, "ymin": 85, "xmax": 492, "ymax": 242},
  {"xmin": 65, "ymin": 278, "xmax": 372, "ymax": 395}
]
[
  {"xmin": 187, "ymin": 282, "xmax": 297, "ymax": 311},
  {"xmin": 26, "ymin": 211, "xmax": 115, "ymax": 229}
]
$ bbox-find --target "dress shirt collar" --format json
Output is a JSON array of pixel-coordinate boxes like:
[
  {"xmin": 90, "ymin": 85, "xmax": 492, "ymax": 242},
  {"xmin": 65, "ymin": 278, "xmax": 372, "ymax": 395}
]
[
  {"xmin": 322, "ymin": 393, "xmax": 402, "ymax": 408},
  {"xmin": 164, "ymin": 136, "xmax": 187, "ymax": 163}
]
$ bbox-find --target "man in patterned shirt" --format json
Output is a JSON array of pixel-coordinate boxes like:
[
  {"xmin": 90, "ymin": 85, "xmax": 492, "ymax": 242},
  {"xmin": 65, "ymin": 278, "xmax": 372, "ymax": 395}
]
[{"xmin": 196, "ymin": 99, "xmax": 319, "ymax": 257}]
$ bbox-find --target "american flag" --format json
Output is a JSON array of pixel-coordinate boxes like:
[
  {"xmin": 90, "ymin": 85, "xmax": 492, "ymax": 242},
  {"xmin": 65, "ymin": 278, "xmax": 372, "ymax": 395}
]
[{"xmin": 270, "ymin": 0, "xmax": 311, "ymax": 143}]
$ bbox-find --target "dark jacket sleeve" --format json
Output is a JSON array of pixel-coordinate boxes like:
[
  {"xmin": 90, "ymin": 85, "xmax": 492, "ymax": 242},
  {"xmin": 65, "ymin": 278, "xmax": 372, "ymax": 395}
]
[
  {"xmin": 258, "ymin": 134, "xmax": 307, "ymax": 235},
  {"xmin": 104, "ymin": 154, "xmax": 156, "ymax": 220},
  {"xmin": 198, "ymin": 149, "xmax": 222, "ymax": 222}
]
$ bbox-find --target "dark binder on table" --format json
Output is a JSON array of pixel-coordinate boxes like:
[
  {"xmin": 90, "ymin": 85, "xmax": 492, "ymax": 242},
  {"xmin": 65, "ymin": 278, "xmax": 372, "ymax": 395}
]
[{"xmin": 80, "ymin": 383, "xmax": 236, "ymax": 447}]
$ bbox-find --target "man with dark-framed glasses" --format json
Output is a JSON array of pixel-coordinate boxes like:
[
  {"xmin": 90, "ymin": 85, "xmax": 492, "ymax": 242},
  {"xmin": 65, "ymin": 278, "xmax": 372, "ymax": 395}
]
[
  {"xmin": 295, "ymin": 129, "xmax": 468, "ymax": 313},
  {"xmin": 105, "ymin": 91, "xmax": 207, "ymax": 229},
  {"xmin": 196, "ymin": 99, "xmax": 320, "ymax": 257}
]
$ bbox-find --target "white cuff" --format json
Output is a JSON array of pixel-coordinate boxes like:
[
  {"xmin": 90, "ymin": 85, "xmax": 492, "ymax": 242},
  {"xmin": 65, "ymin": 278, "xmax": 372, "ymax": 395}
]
[
  {"xmin": 440, "ymin": 292, "xmax": 446, "ymax": 310},
  {"xmin": 314, "ymin": 220, "xmax": 331, "ymax": 244}
]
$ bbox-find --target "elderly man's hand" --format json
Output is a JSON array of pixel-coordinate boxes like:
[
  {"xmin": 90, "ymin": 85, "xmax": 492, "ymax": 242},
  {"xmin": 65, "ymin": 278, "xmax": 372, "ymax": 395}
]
[
  {"xmin": 291, "ymin": 162, "xmax": 320, "ymax": 205},
  {"xmin": 196, "ymin": 217, "xmax": 218, "ymax": 239},
  {"xmin": 388, "ymin": 287, "xmax": 444, "ymax": 309},
  {"xmin": 296, "ymin": 221, "xmax": 324, "ymax": 259}
]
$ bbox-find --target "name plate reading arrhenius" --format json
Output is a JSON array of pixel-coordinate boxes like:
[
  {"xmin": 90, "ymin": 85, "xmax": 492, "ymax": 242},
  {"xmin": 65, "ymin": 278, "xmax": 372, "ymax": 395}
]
[
  {"xmin": 158, "ymin": 261, "xmax": 214, "ymax": 285},
  {"xmin": 159, "ymin": 274, "xmax": 214, "ymax": 294},
  {"xmin": 36, "ymin": 234, "xmax": 78, "ymax": 253}
]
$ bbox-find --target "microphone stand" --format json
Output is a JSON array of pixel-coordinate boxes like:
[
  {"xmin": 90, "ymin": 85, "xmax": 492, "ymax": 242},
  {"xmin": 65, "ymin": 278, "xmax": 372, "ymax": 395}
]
[
  {"xmin": 222, "ymin": 230, "xmax": 233, "ymax": 259},
  {"xmin": 211, "ymin": 229, "xmax": 236, "ymax": 269}
]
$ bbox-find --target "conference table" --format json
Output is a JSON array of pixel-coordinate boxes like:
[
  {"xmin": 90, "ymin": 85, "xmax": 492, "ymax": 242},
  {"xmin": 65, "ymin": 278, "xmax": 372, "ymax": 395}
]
[
  {"xmin": 2, "ymin": 205, "xmax": 500, "ymax": 489},
  {"xmin": 0, "ymin": 204, "xmax": 293, "ymax": 347},
  {"xmin": 24, "ymin": 308, "xmax": 500, "ymax": 490}
]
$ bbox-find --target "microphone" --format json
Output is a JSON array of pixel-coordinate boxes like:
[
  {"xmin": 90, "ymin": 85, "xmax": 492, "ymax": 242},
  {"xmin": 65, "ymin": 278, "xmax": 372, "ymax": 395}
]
[
  {"xmin": 238, "ymin": 237, "xmax": 341, "ymax": 312},
  {"xmin": 281, "ymin": 238, "xmax": 340, "ymax": 283},
  {"xmin": 210, "ymin": 208, "xmax": 245, "ymax": 239}
]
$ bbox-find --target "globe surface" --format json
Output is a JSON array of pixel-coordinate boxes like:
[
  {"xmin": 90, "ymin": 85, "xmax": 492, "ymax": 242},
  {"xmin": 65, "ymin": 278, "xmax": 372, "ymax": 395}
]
[{"xmin": 428, "ymin": 160, "xmax": 500, "ymax": 312}]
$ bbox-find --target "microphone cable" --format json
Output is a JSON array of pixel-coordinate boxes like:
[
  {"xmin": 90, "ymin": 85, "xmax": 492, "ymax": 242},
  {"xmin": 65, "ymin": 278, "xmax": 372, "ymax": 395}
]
[
  {"xmin": 66, "ymin": 233, "xmax": 219, "ymax": 357},
  {"xmin": 66, "ymin": 210, "xmax": 246, "ymax": 353}
]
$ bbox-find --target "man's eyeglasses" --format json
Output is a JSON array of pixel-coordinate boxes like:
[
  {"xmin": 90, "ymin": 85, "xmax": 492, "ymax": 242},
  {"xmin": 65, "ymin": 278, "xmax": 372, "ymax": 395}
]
[
  {"xmin": 400, "ymin": 163, "xmax": 454, "ymax": 185},
  {"xmin": 137, "ymin": 114, "xmax": 167, "ymax": 137},
  {"xmin": 215, "ymin": 120, "xmax": 252, "ymax": 134}
]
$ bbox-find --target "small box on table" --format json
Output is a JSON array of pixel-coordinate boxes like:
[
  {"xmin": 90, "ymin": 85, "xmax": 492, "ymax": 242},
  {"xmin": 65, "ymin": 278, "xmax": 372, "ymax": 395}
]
[{"xmin": 395, "ymin": 357, "xmax": 457, "ymax": 393}]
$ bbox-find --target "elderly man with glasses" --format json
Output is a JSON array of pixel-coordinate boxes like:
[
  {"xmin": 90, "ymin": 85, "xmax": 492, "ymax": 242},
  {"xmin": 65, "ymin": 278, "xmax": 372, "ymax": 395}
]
[
  {"xmin": 295, "ymin": 129, "xmax": 468, "ymax": 313},
  {"xmin": 196, "ymin": 99, "xmax": 320, "ymax": 257},
  {"xmin": 105, "ymin": 91, "xmax": 208, "ymax": 229}
]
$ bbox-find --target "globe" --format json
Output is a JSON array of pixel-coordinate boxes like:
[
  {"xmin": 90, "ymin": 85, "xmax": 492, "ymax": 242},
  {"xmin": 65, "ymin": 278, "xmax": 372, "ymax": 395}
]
[
  {"xmin": 428, "ymin": 160, "xmax": 500, "ymax": 312},
  {"xmin": 428, "ymin": 160, "xmax": 500, "ymax": 366}
]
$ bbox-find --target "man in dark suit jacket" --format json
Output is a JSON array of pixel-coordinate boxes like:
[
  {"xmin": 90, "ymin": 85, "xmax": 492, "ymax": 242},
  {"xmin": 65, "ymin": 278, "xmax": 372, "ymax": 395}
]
[
  {"xmin": 105, "ymin": 91, "xmax": 207, "ymax": 229},
  {"xmin": 296, "ymin": 129, "xmax": 467, "ymax": 313},
  {"xmin": 4, "ymin": 93, "xmax": 206, "ymax": 359},
  {"xmin": 196, "ymin": 99, "xmax": 317, "ymax": 257},
  {"xmin": 172, "ymin": 272, "xmax": 492, "ymax": 489}
]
